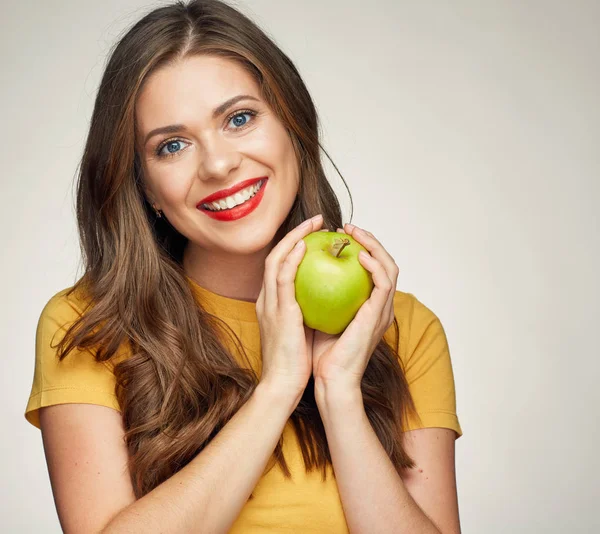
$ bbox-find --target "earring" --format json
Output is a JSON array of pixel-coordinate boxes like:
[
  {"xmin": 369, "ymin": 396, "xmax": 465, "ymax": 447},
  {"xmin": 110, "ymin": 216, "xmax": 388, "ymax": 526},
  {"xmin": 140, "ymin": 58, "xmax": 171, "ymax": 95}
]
[{"xmin": 152, "ymin": 203, "xmax": 163, "ymax": 218}]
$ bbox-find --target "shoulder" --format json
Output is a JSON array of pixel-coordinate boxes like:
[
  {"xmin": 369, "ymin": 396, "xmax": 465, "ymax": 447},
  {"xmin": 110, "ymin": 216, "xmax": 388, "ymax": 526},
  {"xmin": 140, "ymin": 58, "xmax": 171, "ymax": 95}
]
[
  {"xmin": 391, "ymin": 290, "xmax": 439, "ymax": 324},
  {"xmin": 385, "ymin": 290, "xmax": 463, "ymax": 437},
  {"xmin": 25, "ymin": 284, "xmax": 122, "ymax": 429},
  {"xmin": 384, "ymin": 290, "xmax": 444, "ymax": 357},
  {"xmin": 37, "ymin": 284, "xmax": 94, "ymax": 335},
  {"xmin": 36, "ymin": 283, "xmax": 130, "ymax": 367},
  {"xmin": 35, "ymin": 284, "xmax": 105, "ymax": 356}
]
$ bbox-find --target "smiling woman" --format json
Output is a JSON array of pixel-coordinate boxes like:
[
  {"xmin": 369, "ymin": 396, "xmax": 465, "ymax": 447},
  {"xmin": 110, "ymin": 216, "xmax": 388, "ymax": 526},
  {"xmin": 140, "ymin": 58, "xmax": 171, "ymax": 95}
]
[{"xmin": 24, "ymin": 1, "xmax": 462, "ymax": 533}]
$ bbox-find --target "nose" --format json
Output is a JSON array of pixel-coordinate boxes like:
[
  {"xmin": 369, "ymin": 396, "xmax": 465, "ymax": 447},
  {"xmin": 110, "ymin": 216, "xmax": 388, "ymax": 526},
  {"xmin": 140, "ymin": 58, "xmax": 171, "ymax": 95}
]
[{"xmin": 197, "ymin": 133, "xmax": 242, "ymax": 182}]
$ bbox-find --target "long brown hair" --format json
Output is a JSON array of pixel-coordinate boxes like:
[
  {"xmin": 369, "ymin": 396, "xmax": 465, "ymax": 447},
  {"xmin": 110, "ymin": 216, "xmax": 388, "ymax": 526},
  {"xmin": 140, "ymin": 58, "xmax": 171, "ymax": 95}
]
[{"xmin": 56, "ymin": 0, "xmax": 419, "ymax": 498}]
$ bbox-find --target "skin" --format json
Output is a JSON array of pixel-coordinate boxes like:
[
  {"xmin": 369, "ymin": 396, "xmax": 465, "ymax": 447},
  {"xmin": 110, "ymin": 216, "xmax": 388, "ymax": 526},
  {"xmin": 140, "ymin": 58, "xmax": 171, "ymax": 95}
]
[{"xmin": 135, "ymin": 54, "xmax": 300, "ymax": 302}]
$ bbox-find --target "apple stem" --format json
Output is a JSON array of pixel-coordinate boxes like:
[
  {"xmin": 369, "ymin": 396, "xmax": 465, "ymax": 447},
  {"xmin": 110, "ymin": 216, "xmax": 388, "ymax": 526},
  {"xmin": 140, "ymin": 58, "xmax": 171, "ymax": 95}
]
[{"xmin": 330, "ymin": 237, "xmax": 351, "ymax": 258}]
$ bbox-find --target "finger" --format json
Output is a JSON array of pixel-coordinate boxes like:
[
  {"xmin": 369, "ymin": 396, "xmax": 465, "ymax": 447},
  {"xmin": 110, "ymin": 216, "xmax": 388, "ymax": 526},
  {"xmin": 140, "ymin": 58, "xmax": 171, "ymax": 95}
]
[
  {"xmin": 256, "ymin": 277, "xmax": 265, "ymax": 314},
  {"xmin": 264, "ymin": 214, "xmax": 323, "ymax": 311},
  {"xmin": 352, "ymin": 230, "xmax": 398, "ymax": 324},
  {"xmin": 346, "ymin": 225, "xmax": 399, "ymax": 288},
  {"xmin": 304, "ymin": 324, "xmax": 314, "ymax": 351},
  {"xmin": 358, "ymin": 250, "xmax": 394, "ymax": 321},
  {"xmin": 277, "ymin": 238, "xmax": 307, "ymax": 311},
  {"xmin": 343, "ymin": 225, "xmax": 397, "ymax": 324}
]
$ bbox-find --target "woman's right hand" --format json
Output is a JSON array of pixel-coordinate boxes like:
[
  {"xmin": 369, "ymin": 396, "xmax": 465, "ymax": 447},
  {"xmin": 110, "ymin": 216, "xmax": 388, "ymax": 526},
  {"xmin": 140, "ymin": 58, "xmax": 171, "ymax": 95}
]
[{"xmin": 256, "ymin": 213, "xmax": 324, "ymax": 400}]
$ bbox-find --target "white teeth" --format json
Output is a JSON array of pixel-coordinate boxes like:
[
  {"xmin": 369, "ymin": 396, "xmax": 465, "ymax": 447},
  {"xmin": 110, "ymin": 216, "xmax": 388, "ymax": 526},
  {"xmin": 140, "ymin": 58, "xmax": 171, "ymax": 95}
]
[{"xmin": 203, "ymin": 180, "xmax": 264, "ymax": 211}]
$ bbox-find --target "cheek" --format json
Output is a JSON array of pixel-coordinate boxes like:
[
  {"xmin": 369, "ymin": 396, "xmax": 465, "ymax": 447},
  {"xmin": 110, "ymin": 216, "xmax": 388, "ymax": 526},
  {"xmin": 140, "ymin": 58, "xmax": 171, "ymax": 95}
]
[
  {"xmin": 253, "ymin": 121, "xmax": 296, "ymax": 166},
  {"xmin": 267, "ymin": 127, "xmax": 300, "ymax": 185},
  {"xmin": 151, "ymin": 165, "xmax": 196, "ymax": 206},
  {"xmin": 282, "ymin": 138, "xmax": 301, "ymax": 191}
]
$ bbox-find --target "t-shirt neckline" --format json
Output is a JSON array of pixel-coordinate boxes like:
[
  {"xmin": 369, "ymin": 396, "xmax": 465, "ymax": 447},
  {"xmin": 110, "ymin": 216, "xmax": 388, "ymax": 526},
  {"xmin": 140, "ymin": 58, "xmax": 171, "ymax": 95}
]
[{"xmin": 186, "ymin": 275, "xmax": 258, "ymax": 323}]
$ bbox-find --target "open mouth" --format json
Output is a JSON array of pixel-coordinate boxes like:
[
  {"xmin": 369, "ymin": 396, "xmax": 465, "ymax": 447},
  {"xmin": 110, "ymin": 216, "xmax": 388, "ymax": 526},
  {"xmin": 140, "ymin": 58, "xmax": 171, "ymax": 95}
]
[
  {"xmin": 201, "ymin": 179, "xmax": 266, "ymax": 212},
  {"xmin": 198, "ymin": 178, "xmax": 268, "ymax": 222}
]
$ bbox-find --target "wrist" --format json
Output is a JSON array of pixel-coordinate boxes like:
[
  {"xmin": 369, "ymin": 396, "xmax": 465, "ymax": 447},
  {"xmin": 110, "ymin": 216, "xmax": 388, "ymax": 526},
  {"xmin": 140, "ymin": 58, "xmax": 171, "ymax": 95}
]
[
  {"xmin": 255, "ymin": 378, "xmax": 304, "ymax": 412},
  {"xmin": 314, "ymin": 377, "xmax": 363, "ymax": 412}
]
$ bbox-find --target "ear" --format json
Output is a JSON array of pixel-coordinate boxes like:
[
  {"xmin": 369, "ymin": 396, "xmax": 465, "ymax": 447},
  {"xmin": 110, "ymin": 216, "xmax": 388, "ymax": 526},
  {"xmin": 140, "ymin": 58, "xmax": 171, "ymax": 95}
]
[
  {"xmin": 134, "ymin": 153, "xmax": 155, "ymax": 206},
  {"xmin": 144, "ymin": 190, "xmax": 156, "ymax": 207},
  {"xmin": 140, "ymin": 190, "xmax": 156, "ymax": 210},
  {"xmin": 139, "ymin": 178, "xmax": 157, "ymax": 208}
]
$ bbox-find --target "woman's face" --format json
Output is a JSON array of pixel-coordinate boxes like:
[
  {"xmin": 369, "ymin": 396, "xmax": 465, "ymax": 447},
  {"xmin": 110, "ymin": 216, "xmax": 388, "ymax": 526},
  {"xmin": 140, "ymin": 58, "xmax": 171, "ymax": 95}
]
[{"xmin": 135, "ymin": 54, "xmax": 300, "ymax": 256}]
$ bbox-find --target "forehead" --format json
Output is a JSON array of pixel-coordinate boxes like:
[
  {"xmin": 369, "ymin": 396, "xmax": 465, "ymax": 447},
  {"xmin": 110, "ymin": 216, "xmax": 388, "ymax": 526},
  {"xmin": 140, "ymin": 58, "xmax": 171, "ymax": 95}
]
[{"xmin": 136, "ymin": 55, "xmax": 260, "ymax": 128}]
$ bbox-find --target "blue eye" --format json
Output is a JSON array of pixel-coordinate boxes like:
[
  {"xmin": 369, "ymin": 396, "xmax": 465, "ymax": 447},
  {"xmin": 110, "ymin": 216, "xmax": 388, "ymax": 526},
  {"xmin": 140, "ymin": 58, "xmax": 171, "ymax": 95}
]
[
  {"xmin": 156, "ymin": 139, "xmax": 189, "ymax": 158},
  {"xmin": 228, "ymin": 110, "xmax": 257, "ymax": 130},
  {"xmin": 161, "ymin": 140, "xmax": 186, "ymax": 155}
]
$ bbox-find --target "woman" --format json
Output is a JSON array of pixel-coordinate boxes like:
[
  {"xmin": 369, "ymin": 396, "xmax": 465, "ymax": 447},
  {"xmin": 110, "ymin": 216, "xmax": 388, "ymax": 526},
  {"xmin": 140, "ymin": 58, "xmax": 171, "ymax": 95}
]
[{"xmin": 25, "ymin": 0, "xmax": 463, "ymax": 532}]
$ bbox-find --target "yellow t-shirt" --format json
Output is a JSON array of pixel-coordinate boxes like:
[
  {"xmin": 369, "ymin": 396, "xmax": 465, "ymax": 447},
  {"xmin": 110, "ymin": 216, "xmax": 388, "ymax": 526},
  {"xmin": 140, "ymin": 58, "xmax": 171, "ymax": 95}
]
[{"xmin": 25, "ymin": 277, "xmax": 462, "ymax": 533}]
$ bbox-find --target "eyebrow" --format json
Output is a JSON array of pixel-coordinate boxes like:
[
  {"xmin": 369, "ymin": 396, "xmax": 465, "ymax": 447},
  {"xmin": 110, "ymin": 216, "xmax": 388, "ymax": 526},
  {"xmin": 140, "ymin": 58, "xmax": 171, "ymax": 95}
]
[{"xmin": 143, "ymin": 94, "xmax": 260, "ymax": 146}]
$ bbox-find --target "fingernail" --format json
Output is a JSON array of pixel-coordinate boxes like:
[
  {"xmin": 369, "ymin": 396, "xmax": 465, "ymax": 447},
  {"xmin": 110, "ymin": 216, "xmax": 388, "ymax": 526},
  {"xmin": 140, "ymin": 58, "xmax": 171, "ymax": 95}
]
[
  {"xmin": 312, "ymin": 214, "xmax": 323, "ymax": 222},
  {"xmin": 345, "ymin": 223, "xmax": 355, "ymax": 231}
]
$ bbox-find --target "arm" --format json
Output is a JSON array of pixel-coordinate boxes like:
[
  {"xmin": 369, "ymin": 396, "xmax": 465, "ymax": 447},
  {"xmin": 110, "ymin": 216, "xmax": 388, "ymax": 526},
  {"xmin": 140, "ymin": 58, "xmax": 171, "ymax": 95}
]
[
  {"xmin": 315, "ymin": 382, "xmax": 460, "ymax": 534},
  {"xmin": 308, "ymin": 224, "xmax": 461, "ymax": 533},
  {"xmin": 40, "ymin": 380, "xmax": 299, "ymax": 534}
]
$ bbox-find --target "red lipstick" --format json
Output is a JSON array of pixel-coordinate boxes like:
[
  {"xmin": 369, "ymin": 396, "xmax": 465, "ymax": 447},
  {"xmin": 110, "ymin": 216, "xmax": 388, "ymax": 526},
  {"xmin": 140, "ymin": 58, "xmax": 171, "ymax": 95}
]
[
  {"xmin": 197, "ymin": 177, "xmax": 267, "ymax": 222},
  {"xmin": 197, "ymin": 177, "xmax": 266, "ymax": 206}
]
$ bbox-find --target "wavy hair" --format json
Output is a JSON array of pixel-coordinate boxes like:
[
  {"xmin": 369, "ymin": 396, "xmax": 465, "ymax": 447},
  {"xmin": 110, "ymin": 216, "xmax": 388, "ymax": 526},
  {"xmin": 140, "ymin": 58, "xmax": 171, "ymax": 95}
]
[{"xmin": 56, "ymin": 0, "xmax": 420, "ymax": 498}]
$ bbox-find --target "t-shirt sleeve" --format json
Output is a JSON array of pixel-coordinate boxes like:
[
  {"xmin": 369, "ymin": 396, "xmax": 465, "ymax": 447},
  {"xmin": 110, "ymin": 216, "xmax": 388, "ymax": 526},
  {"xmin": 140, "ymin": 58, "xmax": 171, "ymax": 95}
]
[
  {"xmin": 24, "ymin": 289, "xmax": 120, "ymax": 430},
  {"xmin": 391, "ymin": 292, "xmax": 463, "ymax": 439}
]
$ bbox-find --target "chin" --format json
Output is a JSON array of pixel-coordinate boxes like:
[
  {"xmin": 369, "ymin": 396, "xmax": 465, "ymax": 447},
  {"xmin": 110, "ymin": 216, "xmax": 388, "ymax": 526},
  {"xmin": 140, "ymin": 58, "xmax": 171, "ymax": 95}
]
[
  {"xmin": 210, "ymin": 226, "xmax": 276, "ymax": 256},
  {"xmin": 226, "ymin": 240, "xmax": 271, "ymax": 256}
]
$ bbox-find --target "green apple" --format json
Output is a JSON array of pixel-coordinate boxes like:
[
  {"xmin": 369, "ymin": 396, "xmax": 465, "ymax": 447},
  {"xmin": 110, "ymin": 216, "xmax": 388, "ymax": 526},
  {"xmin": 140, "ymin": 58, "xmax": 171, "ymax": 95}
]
[{"xmin": 294, "ymin": 230, "xmax": 374, "ymax": 335}]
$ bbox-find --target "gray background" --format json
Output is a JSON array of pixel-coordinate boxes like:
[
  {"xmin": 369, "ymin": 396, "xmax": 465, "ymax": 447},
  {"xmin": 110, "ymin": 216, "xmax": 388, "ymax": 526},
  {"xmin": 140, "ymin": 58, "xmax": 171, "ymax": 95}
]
[{"xmin": 2, "ymin": 0, "xmax": 598, "ymax": 532}]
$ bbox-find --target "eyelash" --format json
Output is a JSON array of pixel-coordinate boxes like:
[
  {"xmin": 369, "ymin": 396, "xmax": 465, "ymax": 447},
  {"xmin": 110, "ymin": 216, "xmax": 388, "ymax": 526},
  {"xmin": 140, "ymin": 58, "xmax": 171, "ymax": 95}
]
[{"xmin": 154, "ymin": 109, "xmax": 258, "ymax": 160}]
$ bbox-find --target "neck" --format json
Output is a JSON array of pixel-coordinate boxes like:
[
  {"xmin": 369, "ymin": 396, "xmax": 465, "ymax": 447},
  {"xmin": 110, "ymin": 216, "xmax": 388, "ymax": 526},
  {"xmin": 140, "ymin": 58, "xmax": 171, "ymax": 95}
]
[{"xmin": 182, "ymin": 241, "xmax": 272, "ymax": 303}]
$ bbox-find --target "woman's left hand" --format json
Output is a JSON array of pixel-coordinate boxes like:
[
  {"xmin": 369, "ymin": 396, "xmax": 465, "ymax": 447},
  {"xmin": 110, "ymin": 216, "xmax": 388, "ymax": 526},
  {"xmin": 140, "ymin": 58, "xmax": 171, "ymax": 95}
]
[{"xmin": 311, "ymin": 223, "xmax": 400, "ymax": 393}]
